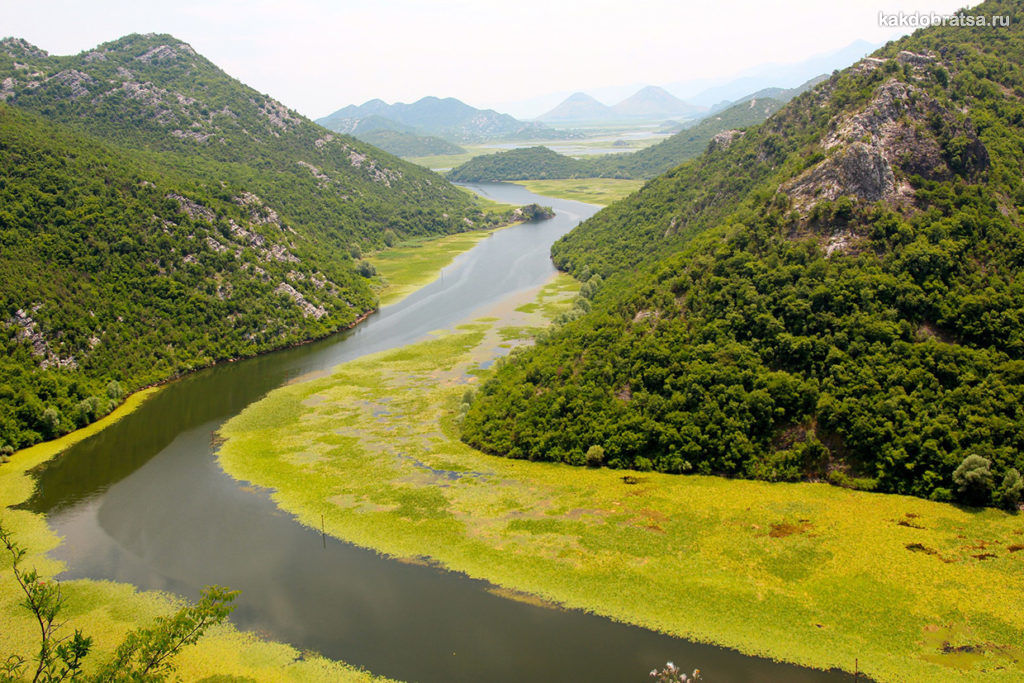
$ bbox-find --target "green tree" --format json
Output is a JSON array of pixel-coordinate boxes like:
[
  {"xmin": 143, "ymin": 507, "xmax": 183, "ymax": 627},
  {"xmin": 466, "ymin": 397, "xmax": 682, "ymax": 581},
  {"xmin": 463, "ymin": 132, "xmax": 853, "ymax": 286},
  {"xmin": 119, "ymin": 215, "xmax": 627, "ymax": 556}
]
[
  {"xmin": 355, "ymin": 260, "xmax": 377, "ymax": 278},
  {"xmin": 996, "ymin": 468, "xmax": 1023, "ymax": 511},
  {"xmin": 953, "ymin": 455, "xmax": 994, "ymax": 506}
]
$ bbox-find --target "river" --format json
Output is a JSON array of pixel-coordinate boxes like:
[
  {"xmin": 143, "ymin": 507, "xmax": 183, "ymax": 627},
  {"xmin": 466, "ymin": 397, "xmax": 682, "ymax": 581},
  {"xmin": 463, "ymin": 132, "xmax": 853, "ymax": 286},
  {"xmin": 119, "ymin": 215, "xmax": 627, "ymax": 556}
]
[{"xmin": 22, "ymin": 183, "xmax": 847, "ymax": 682}]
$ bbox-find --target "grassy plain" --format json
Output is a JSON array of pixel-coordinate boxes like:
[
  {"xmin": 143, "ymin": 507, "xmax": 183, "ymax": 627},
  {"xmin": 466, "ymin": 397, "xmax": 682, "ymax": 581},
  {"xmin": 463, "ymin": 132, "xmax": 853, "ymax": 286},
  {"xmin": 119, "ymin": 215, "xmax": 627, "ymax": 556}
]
[
  {"xmin": 369, "ymin": 231, "xmax": 499, "ymax": 306},
  {"xmin": 405, "ymin": 144, "xmax": 501, "ymax": 171},
  {"xmin": 368, "ymin": 190, "xmax": 516, "ymax": 306},
  {"xmin": 217, "ymin": 273, "xmax": 1024, "ymax": 683},
  {"xmin": 511, "ymin": 178, "xmax": 645, "ymax": 205}
]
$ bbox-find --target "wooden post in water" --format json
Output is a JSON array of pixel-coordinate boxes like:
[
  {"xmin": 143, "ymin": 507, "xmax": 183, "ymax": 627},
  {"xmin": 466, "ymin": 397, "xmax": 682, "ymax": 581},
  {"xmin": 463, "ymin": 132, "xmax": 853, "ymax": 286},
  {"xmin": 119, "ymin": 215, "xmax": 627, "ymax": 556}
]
[
  {"xmin": 854, "ymin": 658, "xmax": 858, "ymax": 678},
  {"xmin": 321, "ymin": 514, "xmax": 326, "ymax": 549}
]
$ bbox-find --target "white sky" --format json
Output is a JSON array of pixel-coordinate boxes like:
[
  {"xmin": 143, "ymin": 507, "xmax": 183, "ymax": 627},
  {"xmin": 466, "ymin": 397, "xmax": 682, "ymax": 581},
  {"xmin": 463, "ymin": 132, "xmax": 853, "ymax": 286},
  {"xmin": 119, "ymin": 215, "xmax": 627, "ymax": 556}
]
[{"xmin": 4, "ymin": 0, "xmax": 979, "ymax": 118}]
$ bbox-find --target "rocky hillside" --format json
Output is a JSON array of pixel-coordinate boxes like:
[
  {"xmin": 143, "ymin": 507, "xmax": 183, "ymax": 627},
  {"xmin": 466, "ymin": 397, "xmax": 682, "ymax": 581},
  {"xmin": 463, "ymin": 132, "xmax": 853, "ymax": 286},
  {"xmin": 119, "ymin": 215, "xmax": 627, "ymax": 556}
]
[
  {"xmin": 461, "ymin": 0, "xmax": 1024, "ymax": 509},
  {"xmin": 354, "ymin": 129, "xmax": 465, "ymax": 157},
  {"xmin": 0, "ymin": 34, "xmax": 505, "ymax": 451},
  {"xmin": 0, "ymin": 34, "xmax": 482, "ymax": 250}
]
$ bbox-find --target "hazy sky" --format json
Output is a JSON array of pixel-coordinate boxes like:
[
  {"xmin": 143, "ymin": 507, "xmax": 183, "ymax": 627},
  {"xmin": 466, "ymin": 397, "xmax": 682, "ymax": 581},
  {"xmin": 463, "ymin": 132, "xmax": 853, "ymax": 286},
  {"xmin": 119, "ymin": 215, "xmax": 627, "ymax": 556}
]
[{"xmin": 5, "ymin": 0, "xmax": 978, "ymax": 117}]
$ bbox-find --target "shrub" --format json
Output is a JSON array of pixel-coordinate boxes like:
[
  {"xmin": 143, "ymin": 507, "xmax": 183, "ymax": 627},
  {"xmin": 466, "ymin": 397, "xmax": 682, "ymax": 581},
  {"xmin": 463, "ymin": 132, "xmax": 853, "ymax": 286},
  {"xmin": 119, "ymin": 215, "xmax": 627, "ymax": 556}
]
[
  {"xmin": 953, "ymin": 454, "xmax": 994, "ymax": 506},
  {"xmin": 996, "ymin": 468, "xmax": 1023, "ymax": 511},
  {"xmin": 356, "ymin": 260, "xmax": 377, "ymax": 277},
  {"xmin": 586, "ymin": 445, "xmax": 605, "ymax": 467},
  {"xmin": 106, "ymin": 380, "xmax": 124, "ymax": 400}
]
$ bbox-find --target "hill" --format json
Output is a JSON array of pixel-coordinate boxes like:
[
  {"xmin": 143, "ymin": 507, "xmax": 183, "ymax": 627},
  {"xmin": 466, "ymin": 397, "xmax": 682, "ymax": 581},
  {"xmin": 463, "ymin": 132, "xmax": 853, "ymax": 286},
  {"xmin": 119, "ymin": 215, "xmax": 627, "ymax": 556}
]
[
  {"xmin": 611, "ymin": 85, "xmax": 702, "ymax": 119},
  {"xmin": 352, "ymin": 129, "xmax": 465, "ymax": 157},
  {"xmin": 447, "ymin": 146, "xmax": 583, "ymax": 182},
  {"xmin": 536, "ymin": 92, "xmax": 615, "ymax": 122},
  {"xmin": 0, "ymin": 34, "xmax": 501, "ymax": 450},
  {"xmin": 317, "ymin": 96, "xmax": 570, "ymax": 143},
  {"xmin": 461, "ymin": 0, "xmax": 1024, "ymax": 509}
]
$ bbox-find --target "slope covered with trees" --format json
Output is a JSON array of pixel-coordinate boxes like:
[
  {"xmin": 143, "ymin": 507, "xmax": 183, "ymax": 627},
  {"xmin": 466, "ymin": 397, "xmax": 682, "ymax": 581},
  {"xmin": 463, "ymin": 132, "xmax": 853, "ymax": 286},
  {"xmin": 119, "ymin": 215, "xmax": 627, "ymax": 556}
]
[
  {"xmin": 353, "ymin": 128, "xmax": 465, "ymax": 157},
  {"xmin": 0, "ymin": 34, "xmax": 482, "ymax": 251},
  {"xmin": 0, "ymin": 34, "xmax": 503, "ymax": 450},
  {"xmin": 461, "ymin": 0, "xmax": 1024, "ymax": 509}
]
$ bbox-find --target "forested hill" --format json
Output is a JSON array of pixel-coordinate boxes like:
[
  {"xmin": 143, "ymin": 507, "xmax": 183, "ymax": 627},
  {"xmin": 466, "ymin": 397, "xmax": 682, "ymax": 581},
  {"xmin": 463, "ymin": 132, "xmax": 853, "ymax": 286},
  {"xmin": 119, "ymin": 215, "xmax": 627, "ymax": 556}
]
[
  {"xmin": 462, "ymin": 0, "xmax": 1024, "ymax": 509},
  {"xmin": 0, "ymin": 35, "xmax": 499, "ymax": 451},
  {"xmin": 0, "ymin": 33, "xmax": 481, "ymax": 250}
]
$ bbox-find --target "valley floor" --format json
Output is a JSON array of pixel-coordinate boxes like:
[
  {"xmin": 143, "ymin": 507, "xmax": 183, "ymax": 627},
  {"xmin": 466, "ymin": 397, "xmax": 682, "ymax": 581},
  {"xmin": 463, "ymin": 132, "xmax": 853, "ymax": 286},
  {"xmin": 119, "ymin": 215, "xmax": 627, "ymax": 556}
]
[
  {"xmin": 510, "ymin": 178, "xmax": 645, "ymax": 206},
  {"xmin": 217, "ymin": 275, "xmax": 1024, "ymax": 682}
]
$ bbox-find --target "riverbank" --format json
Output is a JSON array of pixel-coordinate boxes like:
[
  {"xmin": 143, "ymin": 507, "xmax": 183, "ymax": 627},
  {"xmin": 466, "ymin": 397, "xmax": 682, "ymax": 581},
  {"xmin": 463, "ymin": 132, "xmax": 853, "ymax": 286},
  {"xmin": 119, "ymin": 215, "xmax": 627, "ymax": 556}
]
[
  {"xmin": 369, "ymin": 230, "xmax": 503, "ymax": 306},
  {"xmin": 0, "ymin": 386, "xmax": 389, "ymax": 681},
  {"xmin": 217, "ymin": 273, "xmax": 1024, "ymax": 682},
  {"xmin": 511, "ymin": 178, "xmax": 644, "ymax": 205}
]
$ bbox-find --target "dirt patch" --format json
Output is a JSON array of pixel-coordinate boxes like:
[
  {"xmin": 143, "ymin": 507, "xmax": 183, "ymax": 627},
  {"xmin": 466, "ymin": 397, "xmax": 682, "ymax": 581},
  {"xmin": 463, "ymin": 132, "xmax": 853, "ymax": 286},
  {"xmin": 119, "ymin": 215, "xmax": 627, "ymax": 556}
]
[
  {"xmin": 906, "ymin": 543, "xmax": 939, "ymax": 555},
  {"xmin": 1008, "ymin": 544, "xmax": 1024, "ymax": 553},
  {"xmin": 940, "ymin": 643, "xmax": 979, "ymax": 654},
  {"xmin": 769, "ymin": 520, "xmax": 813, "ymax": 538},
  {"xmin": 896, "ymin": 518, "xmax": 925, "ymax": 529}
]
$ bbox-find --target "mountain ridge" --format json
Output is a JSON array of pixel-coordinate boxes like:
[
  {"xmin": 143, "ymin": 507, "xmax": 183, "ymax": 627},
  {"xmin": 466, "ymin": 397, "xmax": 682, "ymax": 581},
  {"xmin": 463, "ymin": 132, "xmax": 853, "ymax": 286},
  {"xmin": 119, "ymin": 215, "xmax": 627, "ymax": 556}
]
[{"xmin": 317, "ymin": 95, "xmax": 573, "ymax": 143}]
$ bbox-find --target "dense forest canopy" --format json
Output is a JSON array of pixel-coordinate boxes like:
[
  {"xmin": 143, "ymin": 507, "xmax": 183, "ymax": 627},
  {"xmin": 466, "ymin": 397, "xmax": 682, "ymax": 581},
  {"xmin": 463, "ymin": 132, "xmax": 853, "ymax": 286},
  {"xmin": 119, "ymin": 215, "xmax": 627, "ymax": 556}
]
[{"xmin": 461, "ymin": 0, "xmax": 1024, "ymax": 509}]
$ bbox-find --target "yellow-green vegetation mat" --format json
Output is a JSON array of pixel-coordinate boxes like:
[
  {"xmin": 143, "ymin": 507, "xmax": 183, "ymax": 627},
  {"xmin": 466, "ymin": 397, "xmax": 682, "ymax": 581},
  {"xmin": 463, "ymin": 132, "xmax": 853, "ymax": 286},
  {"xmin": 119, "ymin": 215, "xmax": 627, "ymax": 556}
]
[
  {"xmin": 219, "ymin": 272, "xmax": 1024, "ymax": 682},
  {"xmin": 369, "ymin": 231, "xmax": 499, "ymax": 307},
  {"xmin": 405, "ymin": 145, "xmax": 502, "ymax": 171},
  {"xmin": 512, "ymin": 178, "xmax": 644, "ymax": 206},
  {"xmin": 0, "ymin": 394, "xmax": 386, "ymax": 682}
]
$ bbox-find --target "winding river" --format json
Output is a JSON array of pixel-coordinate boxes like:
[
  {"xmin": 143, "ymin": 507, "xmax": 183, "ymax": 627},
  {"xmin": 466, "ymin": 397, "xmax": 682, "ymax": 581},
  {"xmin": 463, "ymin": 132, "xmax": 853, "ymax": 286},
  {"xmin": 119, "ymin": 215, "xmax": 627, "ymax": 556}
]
[{"xmin": 22, "ymin": 183, "xmax": 847, "ymax": 682}]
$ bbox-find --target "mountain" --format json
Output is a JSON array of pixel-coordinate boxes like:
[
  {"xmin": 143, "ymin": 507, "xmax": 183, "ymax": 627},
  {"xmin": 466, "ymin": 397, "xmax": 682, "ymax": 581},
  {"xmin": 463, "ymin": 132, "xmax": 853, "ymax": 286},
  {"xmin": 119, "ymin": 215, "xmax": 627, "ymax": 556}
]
[
  {"xmin": 354, "ymin": 129, "xmax": 465, "ymax": 157},
  {"xmin": 317, "ymin": 96, "xmax": 570, "ymax": 143},
  {"xmin": 322, "ymin": 113, "xmax": 419, "ymax": 135},
  {"xmin": 309, "ymin": 112, "xmax": 466, "ymax": 155},
  {"xmin": 536, "ymin": 92, "xmax": 615, "ymax": 123},
  {"xmin": 460, "ymin": 0, "xmax": 1024, "ymax": 509},
  {"xmin": 610, "ymin": 85, "xmax": 702, "ymax": 119},
  {"xmin": 0, "ymin": 34, "xmax": 502, "ymax": 450}
]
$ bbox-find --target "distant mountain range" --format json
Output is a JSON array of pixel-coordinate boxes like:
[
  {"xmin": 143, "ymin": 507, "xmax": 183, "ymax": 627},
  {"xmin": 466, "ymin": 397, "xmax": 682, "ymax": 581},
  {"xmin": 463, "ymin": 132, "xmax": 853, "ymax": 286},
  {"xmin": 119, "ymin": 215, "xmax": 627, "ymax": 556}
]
[
  {"xmin": 490, "ymin": 40, "xmax": 879, "ymax": 120},
  {"xmin": 316, "ymin": 96, "xmax": 576, "ymax": 144},
  {"xmin": 449, "ymin": 74, "xmax": 824, "ymax": 183},
  {"xmin": 537, "ymin": 86, "xmax": 702, "ymax": 123}
]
